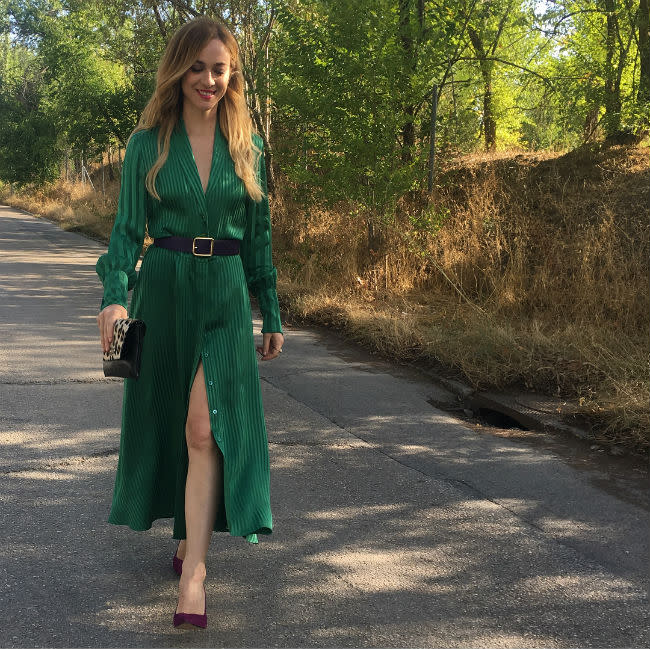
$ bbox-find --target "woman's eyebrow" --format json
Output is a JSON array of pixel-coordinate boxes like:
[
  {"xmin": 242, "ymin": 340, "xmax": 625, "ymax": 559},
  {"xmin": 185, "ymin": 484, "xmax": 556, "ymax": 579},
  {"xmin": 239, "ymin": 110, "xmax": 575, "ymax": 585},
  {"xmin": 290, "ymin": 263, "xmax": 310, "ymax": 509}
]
[{"xmin": 194, "ymin": 59, "xmax": 228, "ymax": 67}]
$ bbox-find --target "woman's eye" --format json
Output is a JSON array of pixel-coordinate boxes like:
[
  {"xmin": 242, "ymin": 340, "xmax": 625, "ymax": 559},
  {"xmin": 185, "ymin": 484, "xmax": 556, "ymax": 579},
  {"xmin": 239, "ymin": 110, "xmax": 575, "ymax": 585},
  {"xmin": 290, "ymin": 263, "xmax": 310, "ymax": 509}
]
[{"xmin": 190, "ymin": 67, "xmax": 224, "ymax": 75}]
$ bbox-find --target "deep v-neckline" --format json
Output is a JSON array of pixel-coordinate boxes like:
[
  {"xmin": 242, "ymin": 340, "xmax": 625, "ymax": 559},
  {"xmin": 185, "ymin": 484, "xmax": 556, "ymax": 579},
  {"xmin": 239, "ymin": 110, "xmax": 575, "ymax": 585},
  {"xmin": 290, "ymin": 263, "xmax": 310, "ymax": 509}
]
[{"xmin": 180, "ymin": 117, "xmax": 218, "ymax": 197}]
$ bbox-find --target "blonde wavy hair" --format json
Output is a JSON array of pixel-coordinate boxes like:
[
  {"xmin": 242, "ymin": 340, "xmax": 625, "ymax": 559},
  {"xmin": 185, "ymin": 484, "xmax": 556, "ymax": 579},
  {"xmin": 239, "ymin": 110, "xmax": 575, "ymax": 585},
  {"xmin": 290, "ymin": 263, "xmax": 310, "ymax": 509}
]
[{"xmin": 133, "ymin": 17, "xmax": 263, "ymax": 202}]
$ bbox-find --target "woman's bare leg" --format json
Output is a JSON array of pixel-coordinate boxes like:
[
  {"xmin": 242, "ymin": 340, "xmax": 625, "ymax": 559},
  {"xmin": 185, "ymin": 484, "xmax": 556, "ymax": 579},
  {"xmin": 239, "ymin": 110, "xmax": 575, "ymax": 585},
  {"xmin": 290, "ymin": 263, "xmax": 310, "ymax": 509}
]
[{"xmin": 176, "ymin": 360, "xmax": 222, "ymax": 615}]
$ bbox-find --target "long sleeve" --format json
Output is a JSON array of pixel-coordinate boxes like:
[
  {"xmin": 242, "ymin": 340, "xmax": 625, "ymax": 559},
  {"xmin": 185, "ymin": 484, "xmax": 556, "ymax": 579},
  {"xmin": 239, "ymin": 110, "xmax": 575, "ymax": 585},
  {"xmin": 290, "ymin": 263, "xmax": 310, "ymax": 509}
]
[
  {"xmin": 96, "ymin": 132, "xmax": 148, "ymax": 311},
  {"xmin": 240, "ymin": 138, "xmax": 283, "ymax": 334}
]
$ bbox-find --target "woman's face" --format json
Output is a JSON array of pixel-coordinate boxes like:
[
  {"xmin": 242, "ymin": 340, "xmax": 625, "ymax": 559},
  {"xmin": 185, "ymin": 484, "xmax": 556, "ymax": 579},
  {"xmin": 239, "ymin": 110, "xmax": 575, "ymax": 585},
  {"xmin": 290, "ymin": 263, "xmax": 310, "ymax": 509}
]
[{"xmin": 181, "ymin": 38, "xmax": 231, "ymax": 115}]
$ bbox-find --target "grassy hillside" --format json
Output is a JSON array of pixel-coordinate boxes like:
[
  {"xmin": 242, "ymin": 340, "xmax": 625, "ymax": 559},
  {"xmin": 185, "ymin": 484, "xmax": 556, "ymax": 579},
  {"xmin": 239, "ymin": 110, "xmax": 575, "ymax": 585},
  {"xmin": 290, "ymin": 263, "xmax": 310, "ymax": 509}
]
[{"xmin": 271, "ymin": 144, "xmax": 649, "ymax": 453}]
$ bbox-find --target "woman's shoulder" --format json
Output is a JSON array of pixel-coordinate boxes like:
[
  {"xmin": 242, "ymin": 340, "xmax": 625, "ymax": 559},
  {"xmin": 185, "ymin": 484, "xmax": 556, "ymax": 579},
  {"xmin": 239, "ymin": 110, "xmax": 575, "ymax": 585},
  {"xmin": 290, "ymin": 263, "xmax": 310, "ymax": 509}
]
[
  {"xmin": 124, "ymin": 128, "xmax": 161, "ymax": 170},
  {"xmin": 127, "ymin": 127, "xmax": 159, "ymax": 151}
]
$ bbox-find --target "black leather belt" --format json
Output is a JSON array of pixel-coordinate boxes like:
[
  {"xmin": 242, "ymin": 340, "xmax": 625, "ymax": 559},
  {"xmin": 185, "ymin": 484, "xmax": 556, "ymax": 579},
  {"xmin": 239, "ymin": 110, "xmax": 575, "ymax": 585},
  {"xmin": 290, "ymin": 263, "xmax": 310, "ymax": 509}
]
[{"xmin": 153, "ymin": 236, "xmax": 240, "ymax": 257}]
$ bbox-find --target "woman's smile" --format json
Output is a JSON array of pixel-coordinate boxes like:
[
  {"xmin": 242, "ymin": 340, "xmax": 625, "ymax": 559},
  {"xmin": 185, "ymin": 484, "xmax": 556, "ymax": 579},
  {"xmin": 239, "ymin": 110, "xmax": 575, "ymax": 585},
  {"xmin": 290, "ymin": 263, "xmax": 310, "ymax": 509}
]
[{"xmin": 196, "ymin": 89, "xmax": 217, "ymax": 100}]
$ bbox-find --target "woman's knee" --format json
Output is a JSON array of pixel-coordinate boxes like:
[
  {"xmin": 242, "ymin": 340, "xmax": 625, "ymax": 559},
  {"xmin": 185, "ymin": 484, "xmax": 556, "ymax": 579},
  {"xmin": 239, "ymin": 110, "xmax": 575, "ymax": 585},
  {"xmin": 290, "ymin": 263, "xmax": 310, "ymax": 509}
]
[{"xmin": 185, "ymin": 415, "xmax": 214, "ymax": 452}]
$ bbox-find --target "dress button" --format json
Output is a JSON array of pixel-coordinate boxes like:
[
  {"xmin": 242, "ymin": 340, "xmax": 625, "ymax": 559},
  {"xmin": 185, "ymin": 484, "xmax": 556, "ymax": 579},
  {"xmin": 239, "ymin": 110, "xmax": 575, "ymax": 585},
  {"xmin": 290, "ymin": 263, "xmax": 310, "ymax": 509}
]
[
  {"xmin": 208, "ymin": 380, "xmax": 213, "ymax": 386},
  {"xmin": 203, "ymin": 351, "xmax": 209, "ymax": 357},
  {"xmin": 212, "ymin": 409, "xmax": 217, "ymax": 414}
]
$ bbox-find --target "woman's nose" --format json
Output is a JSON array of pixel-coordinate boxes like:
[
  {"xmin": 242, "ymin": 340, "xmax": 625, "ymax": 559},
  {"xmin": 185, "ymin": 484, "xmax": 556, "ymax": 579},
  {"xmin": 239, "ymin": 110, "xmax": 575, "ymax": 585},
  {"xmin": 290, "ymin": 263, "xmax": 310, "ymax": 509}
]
[{"xmin": 203, "ymin": 70, "xmax": 215, "ymax": 87}]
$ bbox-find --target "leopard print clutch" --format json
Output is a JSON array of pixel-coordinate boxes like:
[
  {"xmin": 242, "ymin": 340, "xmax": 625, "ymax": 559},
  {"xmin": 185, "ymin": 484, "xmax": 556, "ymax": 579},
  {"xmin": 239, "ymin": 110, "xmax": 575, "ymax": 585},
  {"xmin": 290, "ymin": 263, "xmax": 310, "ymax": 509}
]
[{"xmin": 103, "ymin": 318, "xmax": 146, "ymax": 379}]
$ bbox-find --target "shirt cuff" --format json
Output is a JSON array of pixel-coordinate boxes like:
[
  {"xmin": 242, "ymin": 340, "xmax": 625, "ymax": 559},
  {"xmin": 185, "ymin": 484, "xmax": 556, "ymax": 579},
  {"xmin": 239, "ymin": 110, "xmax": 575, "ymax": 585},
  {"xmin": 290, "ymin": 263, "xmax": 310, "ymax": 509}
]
[
  {"xmin": 257, "ymin": 287, "xmax": 283, "ymax": 334},
  {"xmin": 98, "ymin": 268, "xmax": 129, "ymax": 311}
]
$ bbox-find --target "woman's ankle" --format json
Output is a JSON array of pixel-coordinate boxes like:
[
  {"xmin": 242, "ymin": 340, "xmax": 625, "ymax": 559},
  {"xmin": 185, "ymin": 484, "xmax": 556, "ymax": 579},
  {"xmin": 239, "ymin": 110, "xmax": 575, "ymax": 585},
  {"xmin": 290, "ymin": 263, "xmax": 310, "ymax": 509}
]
[{"xmin": 180, "ymin": 559, "xmax": 206, "ymax": 583}]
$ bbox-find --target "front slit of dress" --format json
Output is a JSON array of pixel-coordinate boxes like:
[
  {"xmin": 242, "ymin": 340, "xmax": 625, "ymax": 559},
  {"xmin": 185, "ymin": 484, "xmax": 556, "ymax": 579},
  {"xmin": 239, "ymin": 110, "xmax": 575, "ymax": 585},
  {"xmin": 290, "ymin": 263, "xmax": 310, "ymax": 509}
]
[{"xmin": 183, "ymin": 339, "xmax": 258, "ymax": 545}]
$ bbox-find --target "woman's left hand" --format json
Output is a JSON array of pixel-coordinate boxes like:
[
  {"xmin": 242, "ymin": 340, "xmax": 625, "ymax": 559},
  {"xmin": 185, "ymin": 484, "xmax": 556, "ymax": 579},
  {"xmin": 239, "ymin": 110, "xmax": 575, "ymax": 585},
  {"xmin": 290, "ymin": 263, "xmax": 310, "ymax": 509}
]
[{"xmin": 257, "ymin": 332, "xmax": 284, "ymax": 361}]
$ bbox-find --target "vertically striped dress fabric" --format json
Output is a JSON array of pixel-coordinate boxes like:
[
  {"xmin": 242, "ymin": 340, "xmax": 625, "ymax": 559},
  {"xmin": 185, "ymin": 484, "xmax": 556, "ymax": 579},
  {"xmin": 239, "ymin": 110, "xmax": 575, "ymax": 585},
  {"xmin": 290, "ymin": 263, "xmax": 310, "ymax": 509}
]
[{"xmin": 96, "ymin": 119, "xmax": 282, "ymax": 543}]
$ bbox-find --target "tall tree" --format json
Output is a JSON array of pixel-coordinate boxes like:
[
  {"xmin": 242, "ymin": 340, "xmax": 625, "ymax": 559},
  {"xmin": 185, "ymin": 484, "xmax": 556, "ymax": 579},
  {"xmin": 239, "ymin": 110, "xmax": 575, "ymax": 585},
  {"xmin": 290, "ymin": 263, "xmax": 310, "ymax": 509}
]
[
  {"xmin": 601, "ymin": 0, "xmax": 635, "ymax": 136},
  {"xmin": 466, "ymin": 0, "xmax": 516, "ymax": 151},
  {"xmin": 540, "ymin": 0, "xmax": 643, "ymax": 140},
  {"xmin": 638, "ymin": 0, "xmax": 650, "ymax": 103},
  {"xmin": 397, "ymin": 0, "xmax": 425, "ymax": 161}
]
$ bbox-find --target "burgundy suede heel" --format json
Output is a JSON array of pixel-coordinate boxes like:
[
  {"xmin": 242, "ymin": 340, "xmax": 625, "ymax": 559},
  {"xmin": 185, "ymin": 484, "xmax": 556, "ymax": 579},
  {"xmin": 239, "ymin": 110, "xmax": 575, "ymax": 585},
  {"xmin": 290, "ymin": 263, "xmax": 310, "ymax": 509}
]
[
  {"xmin": 172, "ymin": 543, "xmax": 183, "ymax": 576},
  {"xmin": 173, "ymin": 586, "xmax": 207, "ymax": 629}
]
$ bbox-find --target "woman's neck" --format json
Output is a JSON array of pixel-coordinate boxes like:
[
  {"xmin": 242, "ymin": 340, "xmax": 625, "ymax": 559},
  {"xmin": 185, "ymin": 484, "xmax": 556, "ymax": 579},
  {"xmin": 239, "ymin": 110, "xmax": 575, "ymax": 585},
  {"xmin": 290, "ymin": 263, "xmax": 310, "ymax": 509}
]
[{"xmin": 182, "ymin": 104, "xmax": 218, "ymax": 136}]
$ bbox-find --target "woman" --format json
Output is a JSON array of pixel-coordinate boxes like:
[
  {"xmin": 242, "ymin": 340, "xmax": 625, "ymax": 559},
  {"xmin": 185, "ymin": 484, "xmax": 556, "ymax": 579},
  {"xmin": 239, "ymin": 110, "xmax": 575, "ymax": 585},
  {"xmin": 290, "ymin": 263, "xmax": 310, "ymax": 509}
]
[{"xmin": 96, "ymin": 16, "xmax": 284, "ymax": 630}]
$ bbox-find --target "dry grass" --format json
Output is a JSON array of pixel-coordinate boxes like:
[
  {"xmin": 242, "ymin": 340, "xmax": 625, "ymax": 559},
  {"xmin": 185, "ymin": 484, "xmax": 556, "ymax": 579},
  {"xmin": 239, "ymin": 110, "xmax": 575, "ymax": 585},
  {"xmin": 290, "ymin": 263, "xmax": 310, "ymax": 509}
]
[
  {"xmin": 1, "ymin": 178, "xmax": 118, "ymax": 241},
  {"xmin": 2, "ymin": 145, "xmax": 648, "ymax": 453},
  {"xmin": 272, "ymin": 144, "xmax": 650, "ymax": 454}
]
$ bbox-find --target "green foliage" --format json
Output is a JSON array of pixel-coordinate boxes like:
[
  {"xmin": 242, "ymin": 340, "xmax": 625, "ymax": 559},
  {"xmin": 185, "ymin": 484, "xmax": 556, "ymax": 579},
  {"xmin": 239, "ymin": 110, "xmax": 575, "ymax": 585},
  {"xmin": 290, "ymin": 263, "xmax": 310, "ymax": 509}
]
[
  {"xmin": 409, "ymin": 203, "xmax": 450, "ymax": 235},
  {"xmin": 1, "ymin": 0, "xmax": 165, "ymax": 184},
  {"xmin": 533, "ymin": 0, "xmax": 646, "ymax": 141},
  {"xmin": 273, "ymin": 0, "xmax": 404, "ymax": 211},
  {"xmin": 272, "ymin": 0, "xmax": 475, "ymax": 217},
  {"xmin": 0, "ymin": 0, "xmax": 646, "ymax": 194},
  {"xmin": 0, "ymin": 39, "xmax": 61, "ymax": 183}
]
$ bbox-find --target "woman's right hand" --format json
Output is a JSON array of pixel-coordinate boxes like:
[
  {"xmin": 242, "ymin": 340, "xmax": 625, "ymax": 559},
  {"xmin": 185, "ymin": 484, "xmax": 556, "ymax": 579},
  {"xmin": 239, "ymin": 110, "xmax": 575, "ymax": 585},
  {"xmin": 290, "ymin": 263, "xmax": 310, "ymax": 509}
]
[{"xmin": 97, "ymin": 304, "xmax": 128, "ymax": 354}]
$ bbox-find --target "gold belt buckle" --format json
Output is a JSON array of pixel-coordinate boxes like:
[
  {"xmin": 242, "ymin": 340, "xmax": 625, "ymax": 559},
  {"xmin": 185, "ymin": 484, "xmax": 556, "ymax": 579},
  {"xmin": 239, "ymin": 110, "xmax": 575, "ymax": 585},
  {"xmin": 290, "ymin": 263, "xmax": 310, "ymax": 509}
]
[{"xmin": 192, "ymin": 236, "xmax": 214, "ymax": 257}]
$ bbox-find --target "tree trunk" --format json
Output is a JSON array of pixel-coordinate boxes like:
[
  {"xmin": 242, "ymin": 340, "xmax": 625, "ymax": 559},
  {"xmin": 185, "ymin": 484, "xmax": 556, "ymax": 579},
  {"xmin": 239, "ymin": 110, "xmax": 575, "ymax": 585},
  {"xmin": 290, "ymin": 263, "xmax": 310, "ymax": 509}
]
[
  {"xmin": 250, "ymin": 106, "xmax": 276, "ymax": 194},
  {"xmin": 638, "ymin": 0, "xmax": 650, "ymax": 103},
  {"xmin": 399, "ymin": 0, "xmax": 416, "ymax": 162},
  {"xmin": 264, "ymin": 36, "xmax": 271, "ymax": 140},
  {"xmin": 603, "ymin": 0, "xmax": 622, "ymax": 136},
  {"xmin": 151, "ymin": 4, "xmax": 168, "ymax": 39},
  {"xmin": 107, "ymin": 146, "xmax": 115, "ymax": 182},
  {"xmin": 235, "ymin": 4, "xmax": 275, "ymax": 190},
  {"xmin": 482, "ymin": 69, "xmax": 496, "ymax": 151},
  {"xmin": 468, "ymin": 26, "xmax": 496, "ymax": 151},
  {"xmin": 402, "ymin": 109, "xmax": 416, "ymax": 161},
  {"xmin": 584, "ymin": 106, "xmax": 600, "ymax": 142}
]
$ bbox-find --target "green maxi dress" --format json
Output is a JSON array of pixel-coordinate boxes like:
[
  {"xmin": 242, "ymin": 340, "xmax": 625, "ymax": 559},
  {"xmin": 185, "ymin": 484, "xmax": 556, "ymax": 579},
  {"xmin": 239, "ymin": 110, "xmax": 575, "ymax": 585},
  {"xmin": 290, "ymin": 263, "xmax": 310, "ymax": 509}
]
[{"xmin": 96, "ymin": 118, "xmax": 282, "ymax": 544}]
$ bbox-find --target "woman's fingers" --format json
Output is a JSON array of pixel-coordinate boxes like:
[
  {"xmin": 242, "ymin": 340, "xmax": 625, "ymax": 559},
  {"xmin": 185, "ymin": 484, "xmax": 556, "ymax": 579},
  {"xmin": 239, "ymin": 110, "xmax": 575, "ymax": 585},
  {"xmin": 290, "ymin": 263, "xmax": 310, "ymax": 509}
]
[
  {"xmin": 256, "ymin": 341, "xmax": 275, "ymax": 359},
  {"xmin": 259, "ymin": 347, "xmax": 280, "ymax": 361},
  {"xmin": 257, "ymin": 333, "xmax": 284, "ymax": 361},
  {"xmin": 96, "ymin": 313, "xmax": 103, "ymax": 351},
  {"xmin": 104, "ymin": 317, "xmax": 114, "ymax": 353},
  {"xmin": 98, "ymin": 313, "xmax": 109, "ymax": 353},
  {"xmin": 97, "ymin": 305, "xmax": 128, "ymax": 354}
]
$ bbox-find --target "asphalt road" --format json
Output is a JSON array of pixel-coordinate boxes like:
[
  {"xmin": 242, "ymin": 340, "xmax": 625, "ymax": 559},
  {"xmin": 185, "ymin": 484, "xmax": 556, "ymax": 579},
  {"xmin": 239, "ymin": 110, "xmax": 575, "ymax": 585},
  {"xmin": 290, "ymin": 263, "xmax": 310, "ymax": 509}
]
[{"xmin": 0, "ymin": 204, "xmax": 648, "ymax": 648}]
